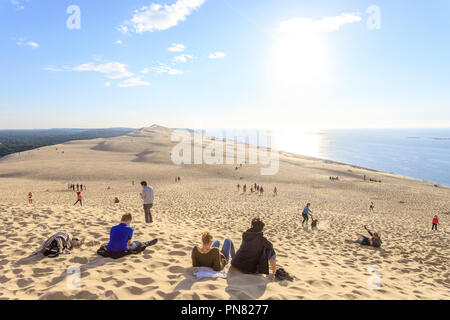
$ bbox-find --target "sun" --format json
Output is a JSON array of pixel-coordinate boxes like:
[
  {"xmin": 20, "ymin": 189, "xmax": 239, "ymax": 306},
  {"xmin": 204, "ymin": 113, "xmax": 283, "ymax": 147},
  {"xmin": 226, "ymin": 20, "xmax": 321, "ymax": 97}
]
[{"xmin": 268, "ymin": 31, "xmax": 330, "ymax": 91}]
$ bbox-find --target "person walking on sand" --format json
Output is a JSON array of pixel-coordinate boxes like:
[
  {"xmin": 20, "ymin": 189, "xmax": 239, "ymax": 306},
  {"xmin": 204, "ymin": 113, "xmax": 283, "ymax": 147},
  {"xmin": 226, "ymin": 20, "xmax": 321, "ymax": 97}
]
[
  {"xmin": 237, "ymin": 184, "xmax": 240, "ymax": 191},
  {"xmin": 302, "ymin": 203, "xmax": 313, "ymax": 225},
  {"xmin": 76, "ymin": 184, "xmax": 79, "ymax": 192},
  {"xmin": 243, "ymin": 184, "xmax": 247, "ymax": 193},
  {"xmin": 369, "ymin": 202, "xmax": 375, "ymax": 212},
  {"xmin": 72, "ymin": 184, "xmax": 75, "ymax": 191},
  {"xmin": 73, "ymin": 192, "xmax": 83, "ymax": 206},
  {"xmin": 432, "ymin": 215, "xmax": 439, "ymax": 231},
  {"xmin": 80, "ymin": 184, "xmax": 83, "ymax": 192},
  {"xmin": 140, "ymin": 181, "xmax": 154, "ymax": 223},
  {"xmin": 273, "ymin": 187, "xmax": 277, "ymax": 196},
  {"xmin": 28, "ymin": 192, "xmax": 33, "ymax": 204}
]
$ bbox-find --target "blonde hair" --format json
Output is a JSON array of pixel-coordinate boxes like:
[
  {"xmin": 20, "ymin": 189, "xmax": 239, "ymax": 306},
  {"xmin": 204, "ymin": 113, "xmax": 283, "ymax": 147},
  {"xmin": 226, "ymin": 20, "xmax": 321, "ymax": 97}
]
[{"xmin": 201, "ymin": 231, "xmax": 213, "ymax": 245}]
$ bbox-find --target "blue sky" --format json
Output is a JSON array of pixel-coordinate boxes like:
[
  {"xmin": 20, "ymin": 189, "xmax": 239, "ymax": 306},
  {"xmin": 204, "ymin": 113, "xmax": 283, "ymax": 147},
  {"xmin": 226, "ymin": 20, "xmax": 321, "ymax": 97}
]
[{"xmin": 1, "ymin": 0, "xmax": 449, "ymax": 129}]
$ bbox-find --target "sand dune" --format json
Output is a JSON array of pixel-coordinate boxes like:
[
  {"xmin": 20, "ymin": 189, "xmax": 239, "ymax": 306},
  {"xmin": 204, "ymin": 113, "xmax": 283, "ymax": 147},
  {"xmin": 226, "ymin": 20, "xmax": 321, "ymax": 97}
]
[{"xmin": 0, "ymin": 124, "xmax": 448, "ymax": 300}]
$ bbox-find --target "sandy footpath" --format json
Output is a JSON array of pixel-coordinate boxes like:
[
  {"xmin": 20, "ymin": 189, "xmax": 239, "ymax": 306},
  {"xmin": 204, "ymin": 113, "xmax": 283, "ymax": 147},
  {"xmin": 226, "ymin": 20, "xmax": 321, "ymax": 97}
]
[{"xmin": 0, "ymin": 125, "xmax": 448, "ymax": 300}]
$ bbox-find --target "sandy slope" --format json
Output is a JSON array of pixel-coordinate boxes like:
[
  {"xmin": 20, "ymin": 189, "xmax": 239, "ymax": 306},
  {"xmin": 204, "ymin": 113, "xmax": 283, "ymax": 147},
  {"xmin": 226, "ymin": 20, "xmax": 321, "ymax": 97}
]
[{"xmin": 0, "ymin": 125, "xmax": 448, "ymax": 300}]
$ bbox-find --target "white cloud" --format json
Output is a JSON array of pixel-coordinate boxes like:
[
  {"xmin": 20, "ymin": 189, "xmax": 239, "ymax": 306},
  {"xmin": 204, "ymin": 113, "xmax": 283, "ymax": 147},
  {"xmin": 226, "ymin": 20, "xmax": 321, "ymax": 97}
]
[
  {"xmin": 152, "ymin": 65, "xmax": 183, "ymax": 75},
  {"xmin": 173, "ymin": 54, "xmax": 194, "ymax": 63},
  {"xmin": 116, "ymin": 40, "xmax": 123, "ymax": 45},
  {"xmin": 208, "ymin": 52, "xmax": 226, "ymax": 59},
  {"xmin": 105, "ymin": 82, "xmax": 111, "ymax": 87},
  {"xmin": 168, "ymin": 43, "xmax": 185, "ymax": 52},
  {"xmin": 14, "ymin": 37, "xmax": 39, "ymax": 48},
  {"xmin": 276, "ymin": 13, "xmax": 362, "ymax": 34},
  {"xmin": 73, "ymin": 62, "xmax": 134, "ymax": 79},
  {"xmin": 118, "ymin": 77, "xmax": 150, "ymax": 87},
  {"xmin": 11, "ymin": 0, "xmax": 28, "ymax": 11},
  {"xmin": 118, "ymin": 0, "xmax": 205, "ymax": 34}
]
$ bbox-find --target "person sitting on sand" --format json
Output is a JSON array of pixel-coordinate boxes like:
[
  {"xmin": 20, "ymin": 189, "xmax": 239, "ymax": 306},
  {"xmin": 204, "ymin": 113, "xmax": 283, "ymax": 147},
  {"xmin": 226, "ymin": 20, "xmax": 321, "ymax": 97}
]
[
  {"xmin": 302, "ymin": 203, "xmax": 313, "ymax": 225},
  {"xmin": 191, "ymin": 231, "xmax": 235, "ymax": 271},
  {"xmin": 106, "ymin": 213, "xmax": 157, "ymax": 253},
  {"xmin": 432, "ymin": 215, "xmax": 439, "ymax": 231},
  {"xmin": 73, "ymin": 192, "xmax": 83, "ymax": 206},
  {"xmin": 28, "ymin": 192, "xmax": 33, "ymax": 204},
  {"xmin": 231, "ymin": 218, "xmax": 277, "ymax": 274},
  {"xmin": 345, "ymin": 226, "xmax": 382, "ymax": 248}
]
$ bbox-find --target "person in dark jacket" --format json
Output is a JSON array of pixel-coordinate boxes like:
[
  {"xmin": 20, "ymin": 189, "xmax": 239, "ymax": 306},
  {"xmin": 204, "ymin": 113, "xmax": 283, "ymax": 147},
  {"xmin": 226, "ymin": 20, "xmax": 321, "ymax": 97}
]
[{"xmin": 231, "ymin": 218, "xmax": 277, "ymax": 274}]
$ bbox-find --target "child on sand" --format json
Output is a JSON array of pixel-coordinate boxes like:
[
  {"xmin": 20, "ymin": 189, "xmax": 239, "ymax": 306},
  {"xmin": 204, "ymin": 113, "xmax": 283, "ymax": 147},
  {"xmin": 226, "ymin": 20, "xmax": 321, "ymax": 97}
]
[
  {"xmin": 28, "ymin": 192, "xmax": 33, "ymax": 204},
  {"xmin": 432, "ymin": 215, "xmax": 439, "ymax": 231},
  {"xmin": 73, "ymin": 192, "xmax": 83, "ymax": 206},
  {"xmin": 191, "ymin": 231, "xmax": 235, "ymax": 271},
  {"xmin": 302, "ymin": 203, "xmax": 313, "ymax": 225},
  {"xmin": 345, "ymin": 226, "xmax": 382, "ymax": 248}
]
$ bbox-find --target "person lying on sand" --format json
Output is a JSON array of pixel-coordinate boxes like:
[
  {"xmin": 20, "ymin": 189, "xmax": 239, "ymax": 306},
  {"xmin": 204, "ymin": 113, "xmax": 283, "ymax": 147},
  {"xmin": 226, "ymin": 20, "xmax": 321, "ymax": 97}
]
[
  {"xmin": 345, "ymin": 226, "xmax": 382, "ymax": 248},
  {"xmin": 231, "ymin": 218, "xmax": 277, "ymax": 275},
  {"xmin": 106, "ymin": 213, "xmax": 157, "ymax": 254},
  {"xmin": 192, "ymin": 231, "xmax": 235, "ymax": 271},
  {"xmin": 29, "ymin": 232, "xmax": 84, "ymax": 258}
]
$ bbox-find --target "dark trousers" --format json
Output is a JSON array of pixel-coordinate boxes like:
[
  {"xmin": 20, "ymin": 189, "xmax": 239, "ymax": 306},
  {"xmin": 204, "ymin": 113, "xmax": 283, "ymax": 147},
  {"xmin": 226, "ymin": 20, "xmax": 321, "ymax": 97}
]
[
  {"xmin": 432, "ymin": 223, "xmax": 438, "ymax": 230},
  {"xmin": 74, "ymin": 200, "xmax": 82, "ymax": 206},
  {"xmin": 144, "ymin": 204, "xmax": 153, "ymax": 223},
  {"xmin": 302, "ymin": 214, "xmax": 309, "ymax": 225}
]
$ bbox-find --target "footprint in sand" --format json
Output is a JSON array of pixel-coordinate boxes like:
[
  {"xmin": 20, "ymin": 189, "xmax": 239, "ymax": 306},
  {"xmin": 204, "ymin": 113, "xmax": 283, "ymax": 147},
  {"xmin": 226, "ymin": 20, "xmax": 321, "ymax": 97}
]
[
  {"xmin": 168, "ymin": 250, "xmax": 186, "ymax": 257},
  {"xmin": 134, "ymin": 277, "xmax": 154, "ymax": 285}
]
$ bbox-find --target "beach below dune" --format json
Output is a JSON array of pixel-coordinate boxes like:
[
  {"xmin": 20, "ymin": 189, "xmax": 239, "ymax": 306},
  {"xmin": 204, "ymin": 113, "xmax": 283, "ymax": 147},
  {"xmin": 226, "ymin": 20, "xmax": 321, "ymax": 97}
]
[{"xmin": 0, "ymin": 126, "xmax": 448, "ymax": 300}]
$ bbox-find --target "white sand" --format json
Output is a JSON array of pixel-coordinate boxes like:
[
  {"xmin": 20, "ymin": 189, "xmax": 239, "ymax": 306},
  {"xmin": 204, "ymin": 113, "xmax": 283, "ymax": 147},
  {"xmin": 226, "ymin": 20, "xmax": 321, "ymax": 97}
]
[{"xmin": 0, "ymin": 125, "xmax": 448, "ymax": 300}]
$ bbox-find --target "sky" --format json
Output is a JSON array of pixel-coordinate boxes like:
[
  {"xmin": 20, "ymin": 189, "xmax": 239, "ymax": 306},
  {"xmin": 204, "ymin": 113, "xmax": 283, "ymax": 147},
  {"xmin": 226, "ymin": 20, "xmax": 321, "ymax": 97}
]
[{"xmin": 1, "ymin": 0, "xmax": 450, "ymax": 130}]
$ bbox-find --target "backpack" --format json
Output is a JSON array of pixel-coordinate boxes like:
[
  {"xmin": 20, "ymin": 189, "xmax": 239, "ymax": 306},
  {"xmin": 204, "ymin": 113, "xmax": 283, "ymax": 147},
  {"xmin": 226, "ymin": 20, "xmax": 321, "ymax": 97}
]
[{"xmin": 41, "ymin": 232, "xmax": 72, "ymax": 258}]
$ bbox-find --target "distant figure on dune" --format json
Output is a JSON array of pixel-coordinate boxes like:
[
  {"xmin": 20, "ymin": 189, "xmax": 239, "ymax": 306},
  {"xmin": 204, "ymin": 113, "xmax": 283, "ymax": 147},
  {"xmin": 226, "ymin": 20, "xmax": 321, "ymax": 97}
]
[
  {"xmin": 140, "ymin": 181, "xmax": 154, "ymax": 223},
  {"xmin": 105, "ymin": 213, "xmax": 158, "ymax": 255},
  {"xmin": 243, "ymin": 184, "xmax": 247, "ymax": 193},
  {"xmin": 72, "ymin": 184, "xmax": 75, "ymax": 191},
  {"xmin": 191, "ymin": 231, "xmax": 235, "ymax": 271},
  {"xmin": 432, "ymin": 215, "xmax": 439, "ymax": 231},
  {"xmin": 178, "ymin": 176, "xmax": 181, "ymax": 182},
  {"xmin": 132, "ymin": 180, "xmax": 135, "ymax": 186},
  {"xmin": 73, "ymin": 192, "xmax": 83, "ymax": 206},
  {"xmin": 114, "ymin": 197, "xmax": 120, "ymax": 204},
  {"xmin": 345, "ymin": 226, "xmax": 382, "ymax": 248},
  {"xmin": 260, "ymin": 186, "xmax": 264, "ymax": 195},
  {"xmin": 237, "ymin": 184, "xmax": 240, "ymax": 191},
  {"xmin": 231, "ymin": 218, "xmax": 277, "ymax": 275},
  {"xmin": 369, "ymin": 202, "xmax": 375, "ymax": 212},
  {"xmin": 302, "ymin": 203, "xmax": 313, "ymax": 225},
  {"xmin": 28, "ymin": 192, "xmax": 33, "ymax": 204},
  {"xmin": 76, "ymin": 184, "xmax": 79, "ymax": 191},
  {"xmin": 273, "ymin": 187, "xmax": 277, "ymax": 196},
  {"xmin": 80, "ymin": 184, "xmax": 83, "ymax": 192}
]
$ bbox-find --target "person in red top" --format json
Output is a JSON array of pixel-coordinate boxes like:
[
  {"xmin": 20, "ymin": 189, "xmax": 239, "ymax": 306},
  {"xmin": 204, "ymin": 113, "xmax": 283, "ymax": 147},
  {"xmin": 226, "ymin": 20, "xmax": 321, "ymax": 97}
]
[
  {"xmin": 432, "ymin": 215, "xmax": 439, "ymax": 231},
  {"xmin": 74, "ymin": 192, "xmax": 83, "ymax": 206}
]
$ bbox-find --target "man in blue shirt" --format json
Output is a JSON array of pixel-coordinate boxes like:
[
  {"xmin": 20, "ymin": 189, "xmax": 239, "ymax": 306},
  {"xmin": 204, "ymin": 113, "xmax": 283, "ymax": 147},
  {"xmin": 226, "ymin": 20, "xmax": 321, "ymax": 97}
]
[
  {"xmin": 302, "ymin": 203, "xmax": 313, "ymax": 226},
  {"xmin": 107, "ymin": 213, "xmax": 134, "ymax": 253},
  {"xmin": 106, "ymin": 214, "xmax": 159, "ymax": 254}
]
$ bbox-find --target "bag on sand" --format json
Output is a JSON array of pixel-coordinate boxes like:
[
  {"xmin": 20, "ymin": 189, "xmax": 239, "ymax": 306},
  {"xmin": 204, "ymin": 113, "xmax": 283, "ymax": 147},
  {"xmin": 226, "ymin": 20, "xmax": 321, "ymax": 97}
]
[{"xmin": 41, "ymin": 232, "xmax": 72, "ymax": 258}]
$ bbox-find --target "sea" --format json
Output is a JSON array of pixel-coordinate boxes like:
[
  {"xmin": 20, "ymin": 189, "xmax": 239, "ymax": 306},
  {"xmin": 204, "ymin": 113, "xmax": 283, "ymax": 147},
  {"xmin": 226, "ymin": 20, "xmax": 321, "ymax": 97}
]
[{"xmin": 203, "ymin": 128, "xmax": 450, "ymax": 187}]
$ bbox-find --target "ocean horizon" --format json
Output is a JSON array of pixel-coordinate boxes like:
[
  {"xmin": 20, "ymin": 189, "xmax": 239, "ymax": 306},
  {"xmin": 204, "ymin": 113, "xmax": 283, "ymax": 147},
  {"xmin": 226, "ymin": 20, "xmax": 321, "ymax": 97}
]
[{"xmin": 205, "ymin": 128, "xmax": 450, "ymax": 187}]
